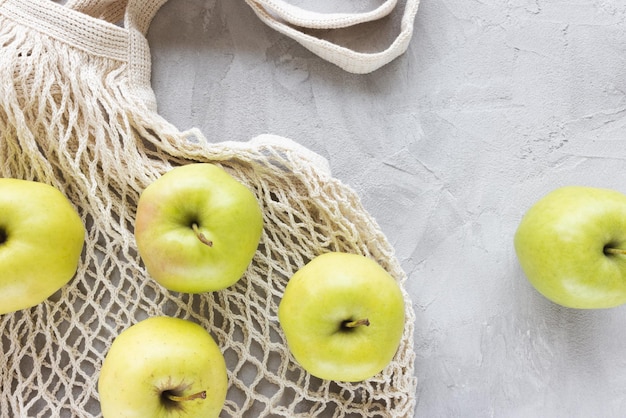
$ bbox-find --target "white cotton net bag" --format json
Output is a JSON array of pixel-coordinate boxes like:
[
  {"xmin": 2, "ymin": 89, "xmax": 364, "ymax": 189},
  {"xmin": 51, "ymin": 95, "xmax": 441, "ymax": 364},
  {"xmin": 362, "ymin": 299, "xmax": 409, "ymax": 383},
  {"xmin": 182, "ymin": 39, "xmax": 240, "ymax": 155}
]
[{"xmin": 0, "ymin": 0, "xmax": 417, "ymax": 416}]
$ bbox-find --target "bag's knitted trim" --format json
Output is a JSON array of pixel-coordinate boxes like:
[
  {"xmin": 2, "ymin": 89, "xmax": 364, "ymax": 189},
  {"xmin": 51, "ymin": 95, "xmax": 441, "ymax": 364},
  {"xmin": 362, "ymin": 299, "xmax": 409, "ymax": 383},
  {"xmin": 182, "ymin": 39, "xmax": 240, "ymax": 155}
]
[{"xmin": 0, "ymin": 0, "xmax": 128, "ymax": 61}]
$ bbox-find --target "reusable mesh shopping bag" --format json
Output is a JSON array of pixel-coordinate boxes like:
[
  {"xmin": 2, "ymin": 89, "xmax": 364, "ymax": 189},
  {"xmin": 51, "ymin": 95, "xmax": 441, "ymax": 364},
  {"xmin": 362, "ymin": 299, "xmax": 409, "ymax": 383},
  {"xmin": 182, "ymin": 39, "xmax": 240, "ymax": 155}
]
[{"xmin": 0, "ymin": 0, "xmax": 418, "ymax": 416}]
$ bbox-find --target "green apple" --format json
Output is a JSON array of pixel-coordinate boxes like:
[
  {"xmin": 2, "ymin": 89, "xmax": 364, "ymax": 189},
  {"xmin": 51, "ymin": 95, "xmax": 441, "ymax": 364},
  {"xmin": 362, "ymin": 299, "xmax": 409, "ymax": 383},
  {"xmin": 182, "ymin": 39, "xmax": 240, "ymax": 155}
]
[
  {"xmin": 278, "ymin": 252, "xmax": 405, "ymax": 382},
  {"xmin": 98, "ymin": 316, "xmax": 228, "ymax": 418},
  {"xmin": 134, "ymin": 163, "xmax": 263, "ymax": 293},
  {"xmin": 0, "ymin": 178, "xmax": 84, "ymax": 315},
  {"xmin": 514, "ymin": 186, "xmax": 626, "ymax": 309}
]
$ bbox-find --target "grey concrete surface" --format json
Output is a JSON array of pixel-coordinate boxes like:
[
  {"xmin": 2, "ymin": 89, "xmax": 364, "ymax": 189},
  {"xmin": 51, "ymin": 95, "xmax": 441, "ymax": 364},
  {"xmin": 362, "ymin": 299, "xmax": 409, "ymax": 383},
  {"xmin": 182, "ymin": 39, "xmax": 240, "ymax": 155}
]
[{"xmin": 147, "ymin": 1, "xmax": 626, "ymax": 417}]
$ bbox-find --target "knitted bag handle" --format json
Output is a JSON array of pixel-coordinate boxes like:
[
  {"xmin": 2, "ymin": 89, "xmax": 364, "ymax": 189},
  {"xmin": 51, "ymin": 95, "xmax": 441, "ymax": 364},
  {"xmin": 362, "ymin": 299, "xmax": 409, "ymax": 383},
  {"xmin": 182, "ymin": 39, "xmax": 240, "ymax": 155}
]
[
  {"xmin": 63, "ymin": 0, "xmax": 127, "ymax": 25},
  {"xmin": 246, "ymin": 0, "xmax": 399, "ymax": 29},
  {"xmin": 245, "ymin": 0, "xmax": 421, "ymax": 73},
  {"xmin": 63, "ymin": 0, "xmax": 162, "ymax": 34}
]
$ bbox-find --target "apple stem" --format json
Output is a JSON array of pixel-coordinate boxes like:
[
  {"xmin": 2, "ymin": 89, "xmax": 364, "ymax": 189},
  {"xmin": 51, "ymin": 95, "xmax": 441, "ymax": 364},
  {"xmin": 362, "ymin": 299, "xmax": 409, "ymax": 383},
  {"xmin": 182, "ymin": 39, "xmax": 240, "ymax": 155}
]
[
  {"xmin": 192, "ymin": 223, "xmax": 213, "ymax": 247},
  {"xmin": 605, "ymin": 247, "xmax": 626, "ymax": 256},
  {"xmin": 344, "ymin": 318, "xmax": 370, "ymax": 328},
  {"xmin": 165, "ymin": 390, "xmax": 207, "ymax": 402}
]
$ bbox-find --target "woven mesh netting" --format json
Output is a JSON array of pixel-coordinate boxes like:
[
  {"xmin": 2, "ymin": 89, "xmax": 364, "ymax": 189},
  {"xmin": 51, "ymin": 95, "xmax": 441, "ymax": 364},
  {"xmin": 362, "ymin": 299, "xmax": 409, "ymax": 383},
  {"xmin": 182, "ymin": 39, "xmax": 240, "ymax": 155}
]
[{"xmin": 0, "ymin": 0, "xmax": 417, "ymax": 416}]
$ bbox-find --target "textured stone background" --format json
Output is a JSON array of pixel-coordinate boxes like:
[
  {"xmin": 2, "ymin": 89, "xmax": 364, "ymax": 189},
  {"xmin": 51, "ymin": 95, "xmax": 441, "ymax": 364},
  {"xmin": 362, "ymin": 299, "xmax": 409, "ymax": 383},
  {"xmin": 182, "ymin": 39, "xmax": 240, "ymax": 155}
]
[{"xmin": 147, "ymin": 1, "xmax": 626, "ymax": 416}]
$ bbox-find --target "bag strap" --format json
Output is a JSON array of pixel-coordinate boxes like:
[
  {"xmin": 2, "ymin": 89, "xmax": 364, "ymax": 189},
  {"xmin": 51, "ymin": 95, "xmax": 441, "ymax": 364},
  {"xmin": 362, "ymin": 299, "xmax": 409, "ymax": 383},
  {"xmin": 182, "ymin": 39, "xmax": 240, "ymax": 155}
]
[
  {"xmin": 63, "ymin": 0, "xmax": 125, "ymax": 24},
  {"xmin": 63, "ymin": 0, "xmax": 419, "ymax": 74},
  {"xmin": 244, "ymin": 0, "xmax": 421, "ymax": 74},
  {"xmin": 63, "ymin": 0, "xmax": 168, "ymax": 106},
  {"xmin": 123, "ymin": 0, "xmax": 168, "ymax": 36},
  {"xmin": 63, "ymin": 0, "xmax": 165, "ymax": 36},
  {"xmin": 247, "ymin": 0, "xmax": 398, "ymax": 29}
]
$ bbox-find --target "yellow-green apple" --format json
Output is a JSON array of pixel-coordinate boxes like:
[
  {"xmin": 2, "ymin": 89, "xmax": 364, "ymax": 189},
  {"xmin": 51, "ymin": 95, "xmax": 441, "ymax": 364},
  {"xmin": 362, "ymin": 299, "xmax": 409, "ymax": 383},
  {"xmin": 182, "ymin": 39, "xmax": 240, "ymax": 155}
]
[
  {"xmin": 134, "ymin": 163, "xmax": 263, "ymax": 293},
  {"xmin": 98, "ymin": 316, "xmax": 227, "ymax": 418},
  {"xmin": 0, "ymin": 178, "xmax": 84, "ymax": 315},
  {"xmin": 514, "ymin": 186, "xmax": 626, "ymax": 309},
  {"xmin": 278, "ymin": 252, "xmax": 405, "ymax": 382}
]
